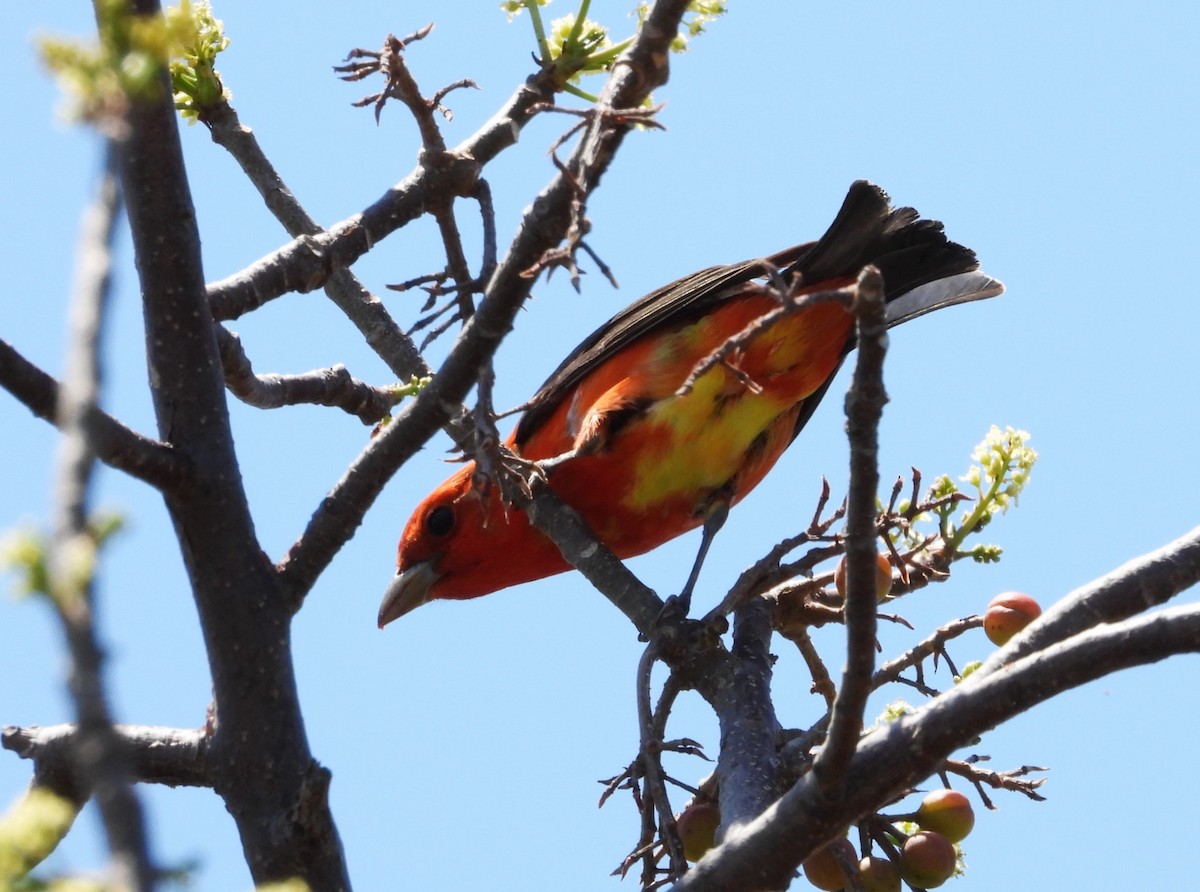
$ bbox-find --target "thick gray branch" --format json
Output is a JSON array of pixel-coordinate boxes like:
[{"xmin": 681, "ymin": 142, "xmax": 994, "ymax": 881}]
[
  {"xmin": 713, "ymin": 600, "xmax": 783, "ymax": 833},
  {"xmin": 670, "ymin": 532, "xmax": 1200, "ymax": 891},
  {"xmin": 117, "ymin": 1, "xmax": 349, "ymax": 885},
  {"xmin": 2, "ymin": 724, "xmax": 210, "ymax": 801},
  {"xmin": 975, "ymin": 523, "xmax": 1200, "ymax": 679}
]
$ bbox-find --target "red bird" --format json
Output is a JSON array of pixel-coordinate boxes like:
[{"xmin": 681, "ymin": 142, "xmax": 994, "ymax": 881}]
[{"xmin": 380, "ymin": 181, "xmax": 1002, "ymax": 626}]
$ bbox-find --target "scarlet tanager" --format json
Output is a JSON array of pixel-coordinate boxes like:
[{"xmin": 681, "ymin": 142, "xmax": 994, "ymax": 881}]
[{"xmin": 379, "ymin": 181, "xmax": 1002, "ymax": 626}]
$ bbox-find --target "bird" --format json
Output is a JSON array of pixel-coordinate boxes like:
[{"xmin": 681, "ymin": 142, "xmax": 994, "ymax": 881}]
[{"xmin": 379, "ymin": 181, "xmax": 1002, "ymax": 627}]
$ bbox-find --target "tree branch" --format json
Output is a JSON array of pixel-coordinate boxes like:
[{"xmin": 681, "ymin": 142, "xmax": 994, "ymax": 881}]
[
  {"xmin": 712, "ymin": 599, "xmax": 782, "ymax": 833},
  {"xmin": 204, "ymin": 67, "xmax": 558, "ymax": 329},
  {"xmin": 215, "ymin": 325, "xmax": 396, "ymax": 424},
  {"xmin": 790, "ymin": 627, "xmax": 838, "ymax": 709},
  {"xmin": 276, "ymin": 0, "xmax": 695, "ymax": 606},
  {"xmin": 812, "ymin": 267, "xmax": 887, "ymax": 792},
  {"xmin": 2, "ymin": 724, "xmax": 210, "ymax": 801},
  {"xmin": 200, "ymin": 97, "xmax": 429, "ymax": 382},
  {"xmin": 49, "ymin": 138, "xmax": 156, "ymax": 891},
  {"xmin": 975, "ymin": 523, "xmax": 1200, "ymax": 679},
  {"xmin": 116, "ymin": 2, "xmax": 349, "ymax": 885},
  {"xmin": 524, "ymin": 475, "xmax": 665, "ymax": 632},
  {"xmin": 942, "ymin": 758, "xmax": 1046, "ymax": 804},
  {"xmin": 636, "ymin": 642, "xmax": 687, "ymax": 878},
  {"xmin": 871, "ymin": 616, "xmax": 980, "ymax": 692},
  {"xmin": 0, "ymin": 339, "xmax": 192, "ymax": 492},
  {"xmin": 669, "ymin": 533, "xmax": 1200, "ymax": 891}
]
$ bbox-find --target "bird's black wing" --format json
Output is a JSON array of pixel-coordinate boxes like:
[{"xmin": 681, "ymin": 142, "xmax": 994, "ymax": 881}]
[
  {"xmin": 514, "ymin": 181, "xmax": 992, "ymax": 448},
  {"xmin": 513, "ymin": 242, "xmax": 813, "ymax": 447}
]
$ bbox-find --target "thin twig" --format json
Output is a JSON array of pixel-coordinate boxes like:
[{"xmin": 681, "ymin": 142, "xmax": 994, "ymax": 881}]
[
  {"xmin": 473, "ymin": 178, "xmax": 499, "ymax": 289},
  {"xmin": 336, "ymin": 26, "xmax": 466, "ymax": 144},
  {"xmin": 812, "ymin": 267, "xmax": 887, "ymax": 793},
  {"xmin": 705, "ymin": 480, "xmax": 845, "ymax": 620},
  {"xmin": 636, "ymin": 642, "xmax": 686, "ymax": 882},
  {"xmin": 871, "ymin": 616, "xmax": 981, "ymax": 691},
  {"xmin": 215, "ymin": 325, "xmax": 397, "ymax": 424},
  {"xmin": 791, "ymin": 628, "xmax": 837, "ymax": 709},
  {"xmin": 522, "ymin": 103, "xmax": 663, "ymax": 287},
  {"xmin": 942, "ymin": 758, "xmax": 1047, "ymax": 803},
  {"xmin": 432, "ymin": 200, "xmax": 479, "ymax": 322},
  {"xmin": 339, "ymin": 29, "xmax": 484, "ymax": 327},
  {"xmin": 676, "ymin": 284, "xmax": 855, "ymax": 397}
]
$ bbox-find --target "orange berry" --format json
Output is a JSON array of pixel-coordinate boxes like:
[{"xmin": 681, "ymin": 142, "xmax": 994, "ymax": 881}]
[
  {"xmin": 676, "ymin": 800, "xmax": 720, "ymax": 862},
  {"xmin": 858, "ymin": 855, "xmax": 902, "ymax": 892},
  {"xmin": 983, "ymin": 591, "xmax": 1042, "ymax": 645},
  {"xmin": 915, "ymin": 788, "xmax": 975, "ymax": 843},
  {"xmin": 834, "ymin": 552, "xmax": 893, "ymax": 602},
  {"xmin": 802, "ymin": 837, "xmax": 856, "ymax": 891},
  {"xmin": 899, "ymin": 831, "xmax": 956, "ymax": 889}
]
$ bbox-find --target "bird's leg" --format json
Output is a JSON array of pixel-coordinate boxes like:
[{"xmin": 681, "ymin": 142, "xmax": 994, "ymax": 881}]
[{"xmin": 667, "ymin": 498, "xmax": 731, "ymax": 620}]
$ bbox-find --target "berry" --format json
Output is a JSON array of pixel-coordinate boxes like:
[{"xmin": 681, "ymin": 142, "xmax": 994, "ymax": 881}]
[
  {"xmin": 915, "ymin": 788, "xmax": 975, "ymax": 843},
  {"xmin": 834, "ymin": 552, "xmax": 893, "ymax": 602},
  {"xmin": 676, "ymin": 800, "xmax": 720, "ymax": 862},
  {"xmin": 899, "ymin": 830, "xmax": 957, "ymax": 889},
  {"xmin": 983, "ymin": 591, "xmax": 1042, "ymax": 645},
  {"xmin": 802, "ymin": 837, "xmax": 856, "ymax": 890},
  {"xmin": 858, "ymin": 855, "xmax": 901, "ymax": 892}
]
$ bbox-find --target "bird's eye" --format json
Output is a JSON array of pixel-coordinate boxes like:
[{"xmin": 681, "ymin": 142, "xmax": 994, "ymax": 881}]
[{"xmin": 425, "ymin": 504, "xmax": 455, "ymax": 537}]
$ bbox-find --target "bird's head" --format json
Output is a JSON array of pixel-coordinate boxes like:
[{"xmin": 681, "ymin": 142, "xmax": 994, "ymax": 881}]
[{"xmin": 377, "ymin": 464, "xmax": 570, "ymax": 627}]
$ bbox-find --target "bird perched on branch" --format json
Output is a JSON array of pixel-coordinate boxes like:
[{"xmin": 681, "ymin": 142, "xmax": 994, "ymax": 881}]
[{"xmin": 379, "ymin": 181, "xmax": 1002, "ymax": 626}]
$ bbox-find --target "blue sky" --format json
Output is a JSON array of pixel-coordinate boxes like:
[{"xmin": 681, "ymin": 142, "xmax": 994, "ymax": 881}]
[{"xmin": 3, "ymin": 2, "xmax": 1199, "ymax": 889}]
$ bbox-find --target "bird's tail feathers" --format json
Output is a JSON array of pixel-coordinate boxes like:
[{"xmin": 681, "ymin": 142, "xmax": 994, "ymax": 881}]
[
  {"xmin": 885, "ymin": 270, "xmax": 1005, "ymax": 328},
  {"xmin": 791, "ymin": 180, "xmax": 1003, "ymax": 316}
]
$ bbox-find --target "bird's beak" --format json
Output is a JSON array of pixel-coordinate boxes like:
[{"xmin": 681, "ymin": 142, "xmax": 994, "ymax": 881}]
[{"xmin": 378, "ymin": 559, "xmax": 440, "ymax": 628}]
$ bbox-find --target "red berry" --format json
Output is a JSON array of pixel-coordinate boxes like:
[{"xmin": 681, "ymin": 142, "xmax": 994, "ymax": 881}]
[
  {"xmin": 983, "ymin": 591, "xmax": 1042, "ymax": 645},
  {"xmin": 802, "ymin": 837, "xmax": 856, "ymax": 891},
  {"xmin": 676, "ymin": 800, "xmax": 720, "ymax": 862},
  {"xmin": 899, "ymin": 831, "xmax": 957, "ymax": 889},
  {"xmin": 858, "ymin": 855, "xmax": 902, "ymax": 892},
  {"xmin": 915, "ymin": 788, "xmax": 975, "ymax": 843}
]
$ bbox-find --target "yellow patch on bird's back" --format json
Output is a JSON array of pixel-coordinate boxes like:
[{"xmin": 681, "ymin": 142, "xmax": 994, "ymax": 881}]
[
  {"xmin": 624, "ymin": 369, "xmax": 788, "ymax": 510},
  {"xmin": 621, "ymin": 296, "xmax": 853, "ymax": 512}
]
